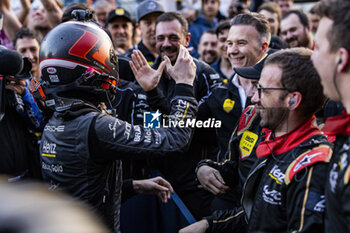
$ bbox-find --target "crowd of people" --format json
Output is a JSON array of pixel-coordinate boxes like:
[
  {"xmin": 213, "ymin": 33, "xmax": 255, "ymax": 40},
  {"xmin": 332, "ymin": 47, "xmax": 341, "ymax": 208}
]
[{"xmin": 0, "ymin": 0, "xmax": 349, "ymax": 233}]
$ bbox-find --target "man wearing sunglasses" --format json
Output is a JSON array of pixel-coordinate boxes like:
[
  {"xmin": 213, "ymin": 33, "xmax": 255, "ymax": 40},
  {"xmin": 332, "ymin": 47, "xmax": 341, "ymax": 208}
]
[{"xmin": 181, "ymin": 48, "xmax": 332, "ymax": 233}]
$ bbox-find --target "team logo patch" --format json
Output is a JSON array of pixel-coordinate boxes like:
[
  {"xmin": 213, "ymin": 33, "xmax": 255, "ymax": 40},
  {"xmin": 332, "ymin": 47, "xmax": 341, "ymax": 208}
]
[
  {"xmin": 223, "ymin": 99, "xmax": 235, "ymax": 113},
  {"xmin": 237, "ymin": 106, "xmax": 256, "ymax": 133},
  {"xmin": 144, "ymin": 110, "xmax": 161, "ymax": 129},
  {"xmin": 239, "ymin": 130, "xmax": 258, "ymax": 159},
  {"xmin": 285, "ymin": 146, "xmax": 332, "ymax": 184},
  {"xmin": 47, "ymin": 67, "xmax": 56, "ymax": 74},
  {"xmin": 115, "ymin": 8, "xmax": 125, "ymax": 15},
  {"xmin": 146, "ymin": 1, "xmax": 157, "ymax": 10}
]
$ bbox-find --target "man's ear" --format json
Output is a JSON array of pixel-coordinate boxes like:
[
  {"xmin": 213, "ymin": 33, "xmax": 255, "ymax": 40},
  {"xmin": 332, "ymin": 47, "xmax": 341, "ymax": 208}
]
[
  {"xmin": 338, "ymin": 47, "xmax": 350, "ymax": 72},
  {"xmin": 261, "ymin": 41, "xmax": 269, "ymax": 54},
  {"xmin": 185, "ymin": 33, "xmax": 191, "ymax": 47},
  {"xmin": 287, "ymin": 92, "xmax": 302, "ymax": 111}
]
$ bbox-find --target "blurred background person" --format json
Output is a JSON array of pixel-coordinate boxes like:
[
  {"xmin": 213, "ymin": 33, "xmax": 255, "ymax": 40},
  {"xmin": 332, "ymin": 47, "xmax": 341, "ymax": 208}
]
[
  {"xmin": 188, "ymin": 0, "xmax": 223, "ymax": 58},
  {"xmin": 13, "ymin": 28, "xmax": 41, "ymax": 79},
  {"xmin": 308, "ymin": 2, "xmax": 321, "ymax": 36},
  {"xmin": 276, "ymin": 0, "xmax": 294, "ymax": 16},
  {"xmin": 0, "ymin": 179, "xmax": 109, "ymax": 233},
  {"xmin": 124, "ymin": 0, "xmax": 165, "ymax": 65},
  {"xmin": 227, "ymin": 0, "xmax": 250, "ymax": 19},
  {"xmin": 257, "ymin": 1, "xmax": 281, "ymax": 36},
  {"xmin": 91, "ymin": 0, "xmax": 113, "ymax": 28},
  {"xmin": 107, "ymin": 7, "xmax": 134, "ymax": 54},
  {"xmin": 280, "ymin": 9, "xmax": 314, "ymax": 49},
  {"xmin": 198, "ymin": 29, "xmax": 218, "ymax": 65},
  {"xmin": 0, "ymin": 0, "xmax": 62, "ymax": 43}
]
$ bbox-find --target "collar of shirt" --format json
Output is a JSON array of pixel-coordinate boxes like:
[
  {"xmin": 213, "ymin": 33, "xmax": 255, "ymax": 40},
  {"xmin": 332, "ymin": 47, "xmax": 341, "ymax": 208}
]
[{"xmin": 232, "ymin": 73, "xmax": 247, "ymax": 111}]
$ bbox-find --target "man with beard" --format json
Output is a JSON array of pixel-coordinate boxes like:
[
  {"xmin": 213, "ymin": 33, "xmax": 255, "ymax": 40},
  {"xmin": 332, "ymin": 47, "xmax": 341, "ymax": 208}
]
[
  {"xmin": 198, "ymin": 12, "xmax": 270, "ymax": 161},
  {"xmin": 311, "ymin": 0, "xmax": 350, "ymax": 231},
  {"xmin": 124, "ymin": 0, "xmax": 164, "ymax": 65},
  {"xmin": 198, "ymin": 29, "xmax": 219, "ymax": 65},
  {"xmin": 180, "ymin": 48, "xmax": 331, "ymax": 233},
  {"xmin": 131, "ymin": 11, "xmax": 221, "ymax": 220},
  {"xmin": 280, "ymin": 10, "xmax": 314, "ymax": 49},
  {"xmin": 13, "ymin": 28, "xmax": 40, "ymax": 79}
]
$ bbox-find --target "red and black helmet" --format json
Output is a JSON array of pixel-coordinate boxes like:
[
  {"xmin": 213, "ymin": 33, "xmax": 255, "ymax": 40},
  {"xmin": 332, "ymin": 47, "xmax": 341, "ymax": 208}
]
[{"xmin": 39, "ymin": 21, "xmax": 119, "ymax": 101}]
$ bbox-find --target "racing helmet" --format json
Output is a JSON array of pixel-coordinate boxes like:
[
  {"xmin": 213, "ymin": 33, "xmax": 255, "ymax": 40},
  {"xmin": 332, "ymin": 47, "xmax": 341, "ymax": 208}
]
[{"xmin": 39, "ymin": 20, "xmax": 119, "ymax": 102}]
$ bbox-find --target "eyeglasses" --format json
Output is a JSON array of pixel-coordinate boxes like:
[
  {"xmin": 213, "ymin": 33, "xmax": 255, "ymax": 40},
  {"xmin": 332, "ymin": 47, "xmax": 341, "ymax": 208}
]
[{"xmin": 257, "ymin": 83, "xmax": 287, "ymax": 99}]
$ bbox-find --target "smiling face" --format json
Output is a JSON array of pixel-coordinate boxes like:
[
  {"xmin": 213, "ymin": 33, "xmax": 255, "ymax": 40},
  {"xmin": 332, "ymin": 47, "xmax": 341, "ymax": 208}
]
[
  {"xmin": 217, "ymin": 28, "xmax": 229, "ymax": 59},
  {"xmin": 280, "ymin": 13, "xmax": 310, "ymax": 48},
  {"xmin": 107, "ymin": 17, "xmax": 134, "ymax": 50},
  {"xmin": 155, "ymin": 20, "xmax": 189, "ymax": 63},
  {"xmin": 16, "ymin": 37, "xmax": 40, "ymax": 77},
  {"xmin": 139, "ymin": 13, "xmax": 161, "ymax": 48},
  {"xmin": 226, "ymin": 25, "xmax": 264, "ymax": 68},
  {"xmin": 28, "ymin": 7, "xmax": 50, "ymax": 31},
  {"xmin": 198, "ymin": 32, "xmax": 218, "ymax": 64},
  {"xmin": 251, "ymin": 64, "xmax": 288, "ymax": 130}
]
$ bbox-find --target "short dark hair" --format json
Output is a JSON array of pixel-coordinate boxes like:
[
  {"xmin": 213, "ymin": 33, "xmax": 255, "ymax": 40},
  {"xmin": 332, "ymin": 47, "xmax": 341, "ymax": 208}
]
[
  {"xmin": 156, "ymin": 12, "xmax": 188, "ymax": 37},
  {"xmin": 62, "ymin": 3, "xmax": 94, "ymax": 23},
  {"xmin": 230, "ymin": 12, "xmax": 271, "ymax": 44},
  {"xmin": 203, "ymin": 29, "xmax": 216, "ymax": 36},
  {"xmin": 282, "ymin": 9, "xmax": 309, "ymax": 28},
  {"xmin": 318, "ymin": 0, "xmax": 350, "ymax": 52},
  {"xmin": 13, "ymin": 27, "xmax": 37, "ymax": 49},
  {"xmin": 215, "ymin": 20, "xmax": 231, "ymax": 37},
  {"xmin": 309, "ymin": 2, "xmax": 320, "ymax": 14},
  {"xmin": 258, "ymin": 1, "xmax": 282, "ymax": 23},
  {"xmin": 264, "ymin": 48, "xmax": 326, "ymax": 117}
]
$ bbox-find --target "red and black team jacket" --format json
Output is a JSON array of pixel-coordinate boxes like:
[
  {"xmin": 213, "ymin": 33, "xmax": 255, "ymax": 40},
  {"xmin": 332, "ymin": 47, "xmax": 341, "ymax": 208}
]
[
  {"xmin": 197, "ymin": 105, "xmax": 261, "ymax": 197},
  {"xmin": 323, "ymin": 112, "xmax": 350, "ymax": 233},
  {"xmin": 201, "ymin": 113, "xmax": 332, "ymax": 233}
]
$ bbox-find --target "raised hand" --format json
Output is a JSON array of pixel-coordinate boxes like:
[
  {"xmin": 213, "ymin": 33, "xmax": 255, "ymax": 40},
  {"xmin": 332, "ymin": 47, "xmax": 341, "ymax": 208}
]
[
  {"xmin": 196, "ymin": 165, "xmax": 229, "ymax": 195},
  {"xmin": 129, "ymin": 50, "xmax": 166, "ymax": 91},
  {"xmin": 5, "ymin": 76, "xmax": 26, "ymax": 95},
  {"xmin": 164, "ymin": 45, "xmax": 196, "ymax": 86},
  {"xmin": 0, "ymin": 0, "xmax": 11, "ymax": 12}
]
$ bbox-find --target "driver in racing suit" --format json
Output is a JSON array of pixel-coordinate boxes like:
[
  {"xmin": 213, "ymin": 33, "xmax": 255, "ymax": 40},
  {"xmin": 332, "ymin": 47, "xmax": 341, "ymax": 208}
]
[{"xmin": 39, "ymin": 19, "xmax": 198, "ymax": 233}]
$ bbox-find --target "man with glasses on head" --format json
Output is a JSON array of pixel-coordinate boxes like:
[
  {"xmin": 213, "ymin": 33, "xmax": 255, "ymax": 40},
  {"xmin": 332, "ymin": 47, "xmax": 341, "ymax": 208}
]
[{"xmin": 181, "ymin": 48, "xmax": 332, "ymax": 233}]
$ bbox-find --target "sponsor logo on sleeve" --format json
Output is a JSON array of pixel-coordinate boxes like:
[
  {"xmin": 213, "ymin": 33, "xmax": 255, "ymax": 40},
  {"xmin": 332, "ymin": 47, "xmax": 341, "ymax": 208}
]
[
  {"xmin": 239, "ymin": 130, "xmax": 258, "ymax": 159},
  {"xmin": 223, "ymin": 99, "xmax": 235, "ymax": 113}
]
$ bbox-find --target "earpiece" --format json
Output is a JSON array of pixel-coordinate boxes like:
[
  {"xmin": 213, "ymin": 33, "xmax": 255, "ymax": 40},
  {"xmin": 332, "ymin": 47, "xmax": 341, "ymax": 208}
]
[
  {"xmin": 338, "ymin": 58, "xmax": 343, "ymax": 64},
  {"xmin": 289, "ymin": 98, "xmax": 296, "ymax": 106}
]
